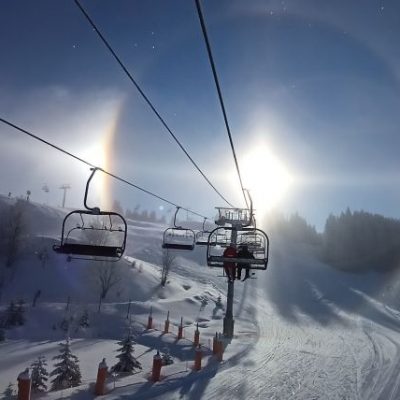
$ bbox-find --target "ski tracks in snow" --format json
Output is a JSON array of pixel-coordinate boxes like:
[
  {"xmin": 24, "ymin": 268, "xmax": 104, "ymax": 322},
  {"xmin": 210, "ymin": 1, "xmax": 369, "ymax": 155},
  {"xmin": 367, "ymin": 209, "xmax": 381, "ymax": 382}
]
[{"xmin": 361, "ymin": 321, "xmax": 400, "ymax": 400}]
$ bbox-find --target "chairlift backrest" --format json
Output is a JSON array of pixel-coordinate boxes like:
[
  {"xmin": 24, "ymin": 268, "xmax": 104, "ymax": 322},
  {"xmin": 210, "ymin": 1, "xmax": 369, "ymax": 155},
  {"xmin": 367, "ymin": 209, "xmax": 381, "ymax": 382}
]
[
  {"xmin": 161, "ymin": 206, "xmax": 195, "ymax": 251},
  {"xmin": 53, "ymin": 168, "xmax": 128, "ymax": 262},
  {"xmin": 53, "ymin": 210, "xmax": 127, "ymax": 261},
  {"xmin": 162, "ymin": 227, "xmax": 195, "ymax": 250}
]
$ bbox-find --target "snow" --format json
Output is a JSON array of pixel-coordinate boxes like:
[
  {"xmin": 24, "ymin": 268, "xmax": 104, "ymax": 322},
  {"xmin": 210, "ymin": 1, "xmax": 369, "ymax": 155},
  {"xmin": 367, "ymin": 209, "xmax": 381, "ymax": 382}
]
[{"xmin": 1, "ymin": 196, "xmax": 400, "ymax": 399}]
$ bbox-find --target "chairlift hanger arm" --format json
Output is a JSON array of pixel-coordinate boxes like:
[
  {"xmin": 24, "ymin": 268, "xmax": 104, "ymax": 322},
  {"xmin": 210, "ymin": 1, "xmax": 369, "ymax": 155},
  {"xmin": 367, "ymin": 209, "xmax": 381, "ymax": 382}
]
[
  {"xmin": 173, "ymin": 206, "xmax": 181, "ymax": 228},
  {"xmin": 84, "ymin": 167, "xmax": 102, "ymax": 213}
]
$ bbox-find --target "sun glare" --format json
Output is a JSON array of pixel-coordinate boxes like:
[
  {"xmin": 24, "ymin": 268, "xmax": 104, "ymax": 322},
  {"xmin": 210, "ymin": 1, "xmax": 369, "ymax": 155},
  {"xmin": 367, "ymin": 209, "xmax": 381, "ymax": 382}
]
[{"xmin": 236, "ymin": 145, "xmax": 292, "ymax": 214}]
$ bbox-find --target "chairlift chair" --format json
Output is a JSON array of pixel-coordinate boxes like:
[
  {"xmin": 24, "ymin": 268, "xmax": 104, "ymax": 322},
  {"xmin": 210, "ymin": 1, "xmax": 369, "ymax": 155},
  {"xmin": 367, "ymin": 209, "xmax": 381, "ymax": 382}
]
[
  {"xmin": 195, "ymin": 218, "xmax": 211, "ymax": 246},
  {"xmin": 162, "ymin": 207, "xmax": 195, "ymax": 251},
  {"xmin": 53, "ymin": 168, "xmax": 127, "ymax": 261},
  {"xmin": 237, "ymin": 231, "xmax": 265, "ymax": 252},
  {"xmin": 207, "ymin": 226, "xmax": 269, "ymax": 270},
  {"xmin": 214, "ymin": 190, "xmax": 255, "ymax": 228}
]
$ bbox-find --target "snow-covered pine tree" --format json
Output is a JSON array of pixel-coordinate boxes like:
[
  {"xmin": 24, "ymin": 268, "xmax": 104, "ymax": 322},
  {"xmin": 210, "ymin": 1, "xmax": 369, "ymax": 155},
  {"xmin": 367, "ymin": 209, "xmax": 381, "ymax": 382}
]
[
  {"xmin": 161, "ymin": 346, "xmax": 174, "ymax": 366},
  {"xmin": 1, "ymin": 383, "xmax": 15, "ymax": 400},
  {"xmin": 50, "ymin": 338, "xmax": 81, "ymax": 391},
  {"xmin": 111, "ymin": 331, "xmax": 142, "ymax": 374},
  {"xmin": 79, "ymin": 309, "xmax": 89, "ymax": 328},
  {"xmin": 31, "ymin": 355, "xmax": 48, "ymax": 392}
]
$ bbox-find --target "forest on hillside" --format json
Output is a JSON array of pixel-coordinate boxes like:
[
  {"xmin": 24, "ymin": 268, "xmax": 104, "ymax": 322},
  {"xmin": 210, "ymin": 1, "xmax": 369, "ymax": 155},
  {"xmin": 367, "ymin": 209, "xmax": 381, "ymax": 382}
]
[{"xmin": 269, "ymin": 209, "xmax": 400, "ymax": 273}]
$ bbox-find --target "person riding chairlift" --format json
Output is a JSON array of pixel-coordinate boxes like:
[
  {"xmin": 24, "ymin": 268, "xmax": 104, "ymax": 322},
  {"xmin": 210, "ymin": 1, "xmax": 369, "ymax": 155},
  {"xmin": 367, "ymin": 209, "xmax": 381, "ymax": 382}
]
[
  {"xmin": 237, "ymin": 245, "xmax": 254, "ymax": 281},
  {"xmin": 223, "ymin": 245, "xmax": 237, "ymax": 282}
]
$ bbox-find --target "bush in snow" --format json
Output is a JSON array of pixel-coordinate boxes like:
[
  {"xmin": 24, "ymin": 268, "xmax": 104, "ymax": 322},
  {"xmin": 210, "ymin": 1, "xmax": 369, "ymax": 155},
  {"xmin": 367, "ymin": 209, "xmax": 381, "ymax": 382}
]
[
  {"xmin": 31, "ymin": 355, "xmax": 49, "ymax": 392},
  {"xmin": 111, "ymin": 331, "xmax": 142, "ymax": 374},
  {"xmin": 1, "ymin": 383, "xmax": 15, "ymax": 400},
  {"xmin": 50, "ymin": 337, "xmax": 81, "ymax": 391},
  {"xmin": 161, "ymin": 346, "xmax": 174, "ymax": 366},
  {"xmin": 215, "ymin": 295, "xmax": 223, "ymax": 309},
  {"xmin": 161, "ymin": 250, "xmax": 175, "ymax": 287}
]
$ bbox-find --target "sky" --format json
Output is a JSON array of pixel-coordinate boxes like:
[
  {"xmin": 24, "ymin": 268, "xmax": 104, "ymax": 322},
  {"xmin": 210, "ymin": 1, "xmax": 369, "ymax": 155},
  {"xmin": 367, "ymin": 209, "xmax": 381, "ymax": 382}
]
[{"xmin": 1, "ymin": 0, "xmax": 400, "ymax": 231}]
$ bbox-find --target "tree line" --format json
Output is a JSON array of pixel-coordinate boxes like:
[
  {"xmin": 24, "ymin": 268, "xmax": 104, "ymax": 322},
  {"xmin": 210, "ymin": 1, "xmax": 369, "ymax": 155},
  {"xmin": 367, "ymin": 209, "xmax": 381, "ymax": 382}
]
[{"xmin": 268, "ymin": 209, "xmax": 400, "ymax": 273}]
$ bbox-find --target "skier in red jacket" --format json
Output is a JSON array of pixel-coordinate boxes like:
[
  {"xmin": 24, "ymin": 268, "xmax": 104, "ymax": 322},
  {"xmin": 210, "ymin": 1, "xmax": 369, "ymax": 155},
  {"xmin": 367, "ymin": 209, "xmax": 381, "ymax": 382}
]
[{"xmin": 223, "ymin": 245, "xmax": 237, "ymax": 282}]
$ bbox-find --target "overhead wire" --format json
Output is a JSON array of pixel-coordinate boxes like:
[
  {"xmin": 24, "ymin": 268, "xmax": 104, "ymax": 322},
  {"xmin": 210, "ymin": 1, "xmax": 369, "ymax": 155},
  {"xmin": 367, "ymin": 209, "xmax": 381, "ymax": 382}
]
[
  {"xmin": 194, "ymin": 0, "xmax": 249, "ymax": 209},
  {"xmin": 73, "ymin": 0, "xmax": 235, "ymax": 209},
  {"xmin": 0, "ymin": 117, "xmax": 211, "ymax": 220}
]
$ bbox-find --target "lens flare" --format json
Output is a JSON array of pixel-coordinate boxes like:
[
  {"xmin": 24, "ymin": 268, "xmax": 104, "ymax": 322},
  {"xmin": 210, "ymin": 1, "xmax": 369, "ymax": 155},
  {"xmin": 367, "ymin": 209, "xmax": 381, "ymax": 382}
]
[{"xmin": 232, "ymin": 145, "xmax": 293, "ymax": 215}]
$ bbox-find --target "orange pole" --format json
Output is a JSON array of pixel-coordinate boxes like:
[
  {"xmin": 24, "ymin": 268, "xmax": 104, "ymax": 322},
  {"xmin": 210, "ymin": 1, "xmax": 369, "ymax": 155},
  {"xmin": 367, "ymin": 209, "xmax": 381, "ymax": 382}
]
[
  {"xmin": 164, "ymin": 311, "xmax": 170, "ymax": 333},
  {"xmin": 177, "ymin": 317, "xmax": 183, "ymax": 339},
  {"xmin": 194, "ymin": 323, "xmax": 200, "ymax": 346},
  {"xmin": 94, "ymin": 358, "xmax": 108, "ymax": 396},
  {"xmin": 216, "ymin": 339, "xmax": 224, "ymax": 362},
  {"xmin": 17, "ymin": 369, "xmax": 31, "ymax": 400},
  {"xmin": 147, "ymin": 307, "xmax": 153, "ymax": 329},
  {"xmin": 212, "ymin": 332, "xmax": 218, "ymax": 354},
  {"xmin": 194, "ymin": 346, "xmax": 202, "ymax": 371},
  {"xmin": 164, "ymin": 319, "xmax": 170, "ymax": 333},
  {"xmin": 151, "ymin": 351, "xmax": 162, "ymax": 382}
]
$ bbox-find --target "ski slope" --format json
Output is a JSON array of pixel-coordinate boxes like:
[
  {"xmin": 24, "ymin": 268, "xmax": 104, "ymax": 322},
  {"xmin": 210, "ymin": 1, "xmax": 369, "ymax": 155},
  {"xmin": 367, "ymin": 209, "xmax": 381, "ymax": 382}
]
[
  {"xmin": 1, "ymin": 197, "xmax": 400, "ymax": 399},
  {"xmin": 108, "ymin": 240, "xmax": 400, "ymax": 400}
]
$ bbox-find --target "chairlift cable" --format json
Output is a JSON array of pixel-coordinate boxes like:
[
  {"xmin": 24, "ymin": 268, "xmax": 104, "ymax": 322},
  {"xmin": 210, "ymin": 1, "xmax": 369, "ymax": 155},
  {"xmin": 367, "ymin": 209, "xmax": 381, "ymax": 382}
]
[
  {"xmin": 0, "ymin": 117, "xmax": 210, "ymax": 220},
  {"xmin": 73, "ymin": 0, "xmax": 235, "ymax": 209},
  {"xmin": 194, "ymin": 0, "xmax": 249, "ymax": 209}
]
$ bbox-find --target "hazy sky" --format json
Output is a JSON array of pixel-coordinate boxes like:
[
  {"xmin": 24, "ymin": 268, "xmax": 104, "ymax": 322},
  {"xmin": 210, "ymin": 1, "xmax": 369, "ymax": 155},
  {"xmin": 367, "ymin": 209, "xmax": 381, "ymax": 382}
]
[{"xmin": 1, "ymin": 0, "xmax": 400, "ymax": 230}]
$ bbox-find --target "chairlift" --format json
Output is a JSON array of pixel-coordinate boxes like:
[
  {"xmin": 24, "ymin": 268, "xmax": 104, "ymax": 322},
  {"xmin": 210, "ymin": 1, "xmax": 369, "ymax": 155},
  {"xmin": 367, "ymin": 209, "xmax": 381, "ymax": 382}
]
[
  {"xmin": 207, "ymin": 226, "xmax": 269, "ymax": 270},
  {"xmin": 208, "ymin": 230, "xmax": 230, "ymax": 247},
  {"xmin": 214, "ymin": 189, "xmax": 255, "ymax": 228},
  {"xmin": 53, "ymin": 168, "xmax": 127, "ymax": 261},
  {"xmin": 162, "ymin": 207, "xmax": 195, "ymax": 250},
  {"xmin": 237, "ymin": 231, "xmax": 264, "ymax": 252},
  {"xmin": 195, "ymin": 218, "xmax": 211, "ymax": 246}
]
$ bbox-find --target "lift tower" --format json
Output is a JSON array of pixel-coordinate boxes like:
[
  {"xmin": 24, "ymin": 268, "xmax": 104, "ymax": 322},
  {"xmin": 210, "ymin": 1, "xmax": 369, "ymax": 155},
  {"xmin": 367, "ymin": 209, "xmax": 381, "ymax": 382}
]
[
  {"xmin": 214, "ymin": 207, "xmax": 254, "ymax": 338},
  {"xmin": 59, "ymin": 184, "xmax": 71, "ymax": 208}
]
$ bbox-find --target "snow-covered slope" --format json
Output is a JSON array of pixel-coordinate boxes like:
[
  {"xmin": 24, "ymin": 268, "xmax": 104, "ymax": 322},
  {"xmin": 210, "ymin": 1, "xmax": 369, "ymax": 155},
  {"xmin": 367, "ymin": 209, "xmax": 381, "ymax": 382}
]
[{"xmin": 1, "ymin": 196, "xmax": 400, "ymax": 399}]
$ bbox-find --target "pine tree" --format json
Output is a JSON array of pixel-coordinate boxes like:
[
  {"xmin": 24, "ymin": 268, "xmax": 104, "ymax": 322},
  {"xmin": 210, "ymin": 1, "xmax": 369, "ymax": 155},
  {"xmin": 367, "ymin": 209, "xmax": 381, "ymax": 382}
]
[
  {"xmin": 111, "ymin": 331, "xmax": 142, "ymax": 374},
  {"xmin": 161, "ymin": 346, "xmax": 174, "ymax": 366},
  {"xmin": 5, "ymin": 301, "xmax": 17, "ymax": 327},
  {"xmin": 2, "ymin": 383, "xmax": 15, "ymax": 400},
  {"xmin": 15, "ymin": 299, "xmax": 25, "ymax": 326},
  {"xmin": 50, "ymin": 338, "xmax": 81, "ymax": 391},
  {"xmin": 31, "ymin": 356, "xmax": 49, "ymax": 392},
  {"xmin": 79, "ymin": 309, "xmax": 89, "ymax": 328}
]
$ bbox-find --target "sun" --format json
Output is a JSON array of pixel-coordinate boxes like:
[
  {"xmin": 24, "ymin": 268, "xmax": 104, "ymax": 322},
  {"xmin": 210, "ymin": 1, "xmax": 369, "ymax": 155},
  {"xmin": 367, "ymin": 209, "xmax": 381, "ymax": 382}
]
[{"xmin": 236, "ymin": 145, "xmax": 293, "ymax": 214}]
